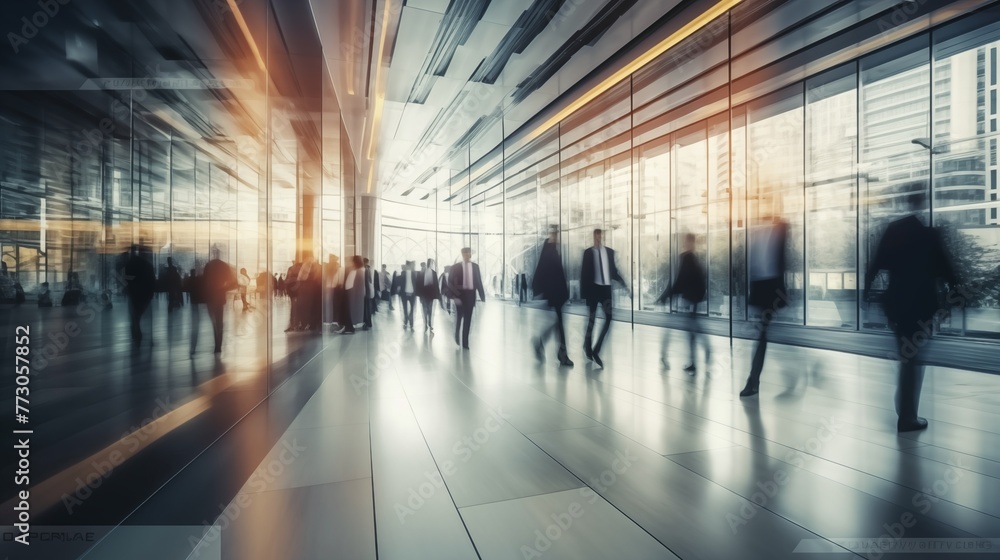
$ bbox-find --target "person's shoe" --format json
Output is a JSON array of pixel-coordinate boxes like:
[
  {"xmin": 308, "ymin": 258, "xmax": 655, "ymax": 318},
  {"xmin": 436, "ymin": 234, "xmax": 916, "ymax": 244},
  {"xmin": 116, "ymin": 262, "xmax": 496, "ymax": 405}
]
[
  {"xmin": 593, "ymin": 352, "xmax": 603, "ymax": 368},
  {"xmin": 739, "ymin": 380, "xmax": 759, "ymax": 397},
  {"xmin": 334, "ymin": 326, "xmax": 346, "ymax": 334},
  {"xmin": 897, "ymin": 417, "xmax": 928, "ymax": 432},
  {"xmin": 683, "ymin": 363, "xmax": 696, "ymax": 374},
  {"xmin": 559, "ymin": 355, "xmax": 574, "ymax": 367},
  {"xmin": 533, "ymin": 338, "xmax": 544, "ymax": 362},
  {"xmin": 584, "ymin": 347, "xmax": 593, "ymax": 360}
]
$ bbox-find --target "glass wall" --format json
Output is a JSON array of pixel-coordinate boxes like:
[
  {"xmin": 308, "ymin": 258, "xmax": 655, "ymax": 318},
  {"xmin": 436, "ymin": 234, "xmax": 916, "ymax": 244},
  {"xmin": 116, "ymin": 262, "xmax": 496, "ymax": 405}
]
[
  {"xmin": 384, "ymin": 0, "xmax": 1000, "ymax": 343},
  {"xmin": 0, "ymin": 0, "xmax": 348, "ymax": 537}
]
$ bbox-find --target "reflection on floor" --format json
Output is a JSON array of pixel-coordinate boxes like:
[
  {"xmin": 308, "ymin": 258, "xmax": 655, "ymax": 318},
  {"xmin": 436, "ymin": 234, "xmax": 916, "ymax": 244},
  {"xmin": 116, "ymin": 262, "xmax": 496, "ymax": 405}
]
[
  {"xmin": 0, "ymin": 296, "xmax": 322, "ymax": 527},
  {"xmin": 12, "ymin": 301, "xmax": 1000, "ymax": 559}
]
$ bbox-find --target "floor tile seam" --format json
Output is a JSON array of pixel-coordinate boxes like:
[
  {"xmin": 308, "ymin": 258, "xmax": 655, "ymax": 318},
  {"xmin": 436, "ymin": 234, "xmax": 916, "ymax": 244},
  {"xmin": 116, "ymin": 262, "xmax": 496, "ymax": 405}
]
[
  {"xmin": 240, "ymin": 474, "xmax": 374, "ymax": 497},
  {"xmin": 664, "ymin": 442, "xmax": 1000, "ymax": 531},
  {"xmin": 899, "ymin": 446, "xmax": 1000, "ymax": 481},
  {"xmin": 431, "ymin": 346, "xmax": 704, "ymax": 560},
  {"xmin": 385, "ymin": 341, "xmax": 485, "ymax": 560},
  {"xmin": 283, "ymin": 420, "xmax": 371, "ymax": 433},
  {"xmin": 454, "ymin": 486, "xmax": 589, "ymax": 511},
  {"xmin": 525, "ymin": 375, "xmax": 1000, "ymax": 506},
  {"xmin": 544, "ymin": 369, "xmax": 993, "ymax": 463}
]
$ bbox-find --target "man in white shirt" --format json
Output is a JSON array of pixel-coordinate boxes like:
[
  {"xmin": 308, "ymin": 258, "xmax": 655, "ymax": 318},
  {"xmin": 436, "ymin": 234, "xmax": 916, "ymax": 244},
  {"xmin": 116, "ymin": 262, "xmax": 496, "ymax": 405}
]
[
  {"xmin": 449, "ymin": 248, "xmax": 485, "ymax": 349},
  {"xmin": 579, "ymin": 228, "xmax": 629, "ymax": 367}
]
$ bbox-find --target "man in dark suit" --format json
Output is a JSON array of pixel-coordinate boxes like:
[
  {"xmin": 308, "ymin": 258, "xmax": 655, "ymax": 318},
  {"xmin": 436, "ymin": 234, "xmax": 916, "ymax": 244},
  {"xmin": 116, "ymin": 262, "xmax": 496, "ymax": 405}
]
[
  {"xmin": 657, "ymin": 233, "xmax": 708, "ymax": 373},
  {"xmin": 418, "ymin": 258, "xmax": 440, "ymax": 332},
  {"xmin": 532, "ymin": 226, "xmax": 573, "ymax": 366},
  {"xmin": 864, "ymin": 192, "xmax": 958, "ymax": 432},
  {"xmin": 398, "ymin": 262, "xmax": 417, "ymax": 330},
  {"xmin": 202, "ymin": 247, "xmax": 237, "ymax": 353},
  {"xmin": 391, "ymin": 267, "xmax": 402, "ymax": 311},
  {"xmin": 371, "ymin": 260, "xmax": 381, "ymax": 314},
  {"xmin": 580, "ymin": 228, "xmax": 629, "ymax": 367},
  {"xmin": 740, "ymin": 215, "xmax": 790, "ymax": 397},
  {"xmin": 363, "ymin": 258, "xmax": 375, "ymax": 329},
  {"xmin": 124, "ymin": 244, "xmax": 156, "ymax": 346},
  {"xmin": 449, "ymin": 248, "xmax": 485, "ymax": 349},
  {"xmin": 439, "ymin": 265, "xmax": 453, "ymax": 315}
]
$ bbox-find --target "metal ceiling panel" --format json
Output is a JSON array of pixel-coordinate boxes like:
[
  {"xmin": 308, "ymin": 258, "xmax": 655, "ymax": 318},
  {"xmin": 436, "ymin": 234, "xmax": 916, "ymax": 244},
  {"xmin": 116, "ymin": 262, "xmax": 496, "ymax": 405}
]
[
  {"xmin": 481, "ymin": 0, "xmax": 534, "ymax": 26},
  {"xmin": 385, "ymin": 6, "xmax": 446, "ymax": 102},
  {"xmin": 445, "ymin": 44, "xmax": 488, "ymax": 80},
  {"xmin": 380, "ymin": 100, "xmax": 408, "ymax": 140},
  {"xmin": 406, "ymin": 0, "xmax": 453, "ymax": 14},
  {"xmin": 395, "ymin": 103, "xmax": 443, "ymax": 141},
  {"xmin": 462, "ymin": 20, "xmax": 513, "ymax": 60},
  {"xmin": 426, "ymin": 76, "xmax": 468, "ymax": 107}
]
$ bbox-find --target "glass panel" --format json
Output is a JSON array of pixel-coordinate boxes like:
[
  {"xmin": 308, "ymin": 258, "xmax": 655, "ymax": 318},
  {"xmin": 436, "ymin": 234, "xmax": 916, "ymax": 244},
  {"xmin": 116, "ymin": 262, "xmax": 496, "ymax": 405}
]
[
  {"xmin": 636, "ymin": 135, "xmax": 671, "ymax": 312},
  {"xmin": 860, "ymin": 36, "xmax": 931, "ymax": 330},
  {"xmin": 933, "ymin": 16, "xmax": 1000, "ymax": 339},
  {"xmin": 673, "ymin": 124, "xmax": 709, "ymax": 315},
  {"xmin": 806, "ymin": 66, "xmax": 859, "ymax": 328},
  {"xmin": 747, "ymin": 85, "xmax": 805, "ymax": 324},
  {"xmin": 708, "ymin": 114, "xmax": 731, "ymax": 318}
]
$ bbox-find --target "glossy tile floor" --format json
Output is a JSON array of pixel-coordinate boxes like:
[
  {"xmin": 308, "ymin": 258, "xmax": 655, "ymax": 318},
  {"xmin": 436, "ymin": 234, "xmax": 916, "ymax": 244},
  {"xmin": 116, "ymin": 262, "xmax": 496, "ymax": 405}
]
[{"xmin": 21, "ymin": 301, "xmax": 1000, "ymax": 559}]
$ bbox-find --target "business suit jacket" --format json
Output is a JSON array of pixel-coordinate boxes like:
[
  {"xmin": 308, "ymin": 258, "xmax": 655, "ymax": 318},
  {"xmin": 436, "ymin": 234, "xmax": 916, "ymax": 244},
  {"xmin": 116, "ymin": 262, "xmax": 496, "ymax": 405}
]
[
  {"xmin": 417, "ymin": 269, "xmax": 440, "ymax": 300},
  {"xmin": 580, "ymin": 245, "xmax": 625, "ymax": 303},
  {"xmin": 449, "ymin": 262, "xmax": 485, "ymax": 301},
  {"xmin": 397, "ymin": 270, "xmax": 417, "ymax": 296},
  {"xmin": 372, "ymin": 267, "xmax": 380, "ymax": 295},
  {"xmin": 865, "ymin": 215, "xmax": 957, "ymax": 325},
  {"xmin": 346, "ymin": 269, "xmax": 365, "ymax": 324},
  {"xmin": 391, "ymin": 271, "xmax": 403, "ymax": 295},
  {"xmin": 532, "ymin": 240, "xmax": 569, "ymax": 307},
  {"xmin": 658, "ymin": 251, "xmax": 706, "ymax": 304},
  {"xmin": 364, "ymin": 267, "xmax": 374, "ymax": 299}
]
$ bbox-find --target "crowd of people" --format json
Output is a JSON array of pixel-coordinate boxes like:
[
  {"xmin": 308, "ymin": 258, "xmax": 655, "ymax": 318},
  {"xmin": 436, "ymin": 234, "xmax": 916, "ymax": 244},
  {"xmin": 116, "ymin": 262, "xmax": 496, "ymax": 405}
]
[
  {"xmin": 8, "ymin": 191, "xmax": 960, "ymax": 432},
  {"xmin": 319, "ymin": 251, "xmax": 486, "ymax": 349},
  {"xmin": 523, "ymin": 192, "xmax": 960, "ymax": 433}
]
